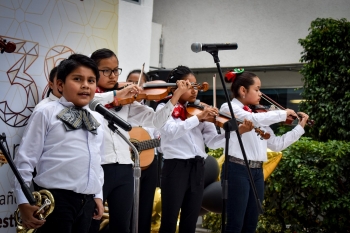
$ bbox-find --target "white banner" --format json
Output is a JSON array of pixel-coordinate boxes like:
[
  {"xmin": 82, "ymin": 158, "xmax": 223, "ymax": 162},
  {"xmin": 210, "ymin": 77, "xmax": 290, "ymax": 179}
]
[{"xmin": 0, "ymin": 0, "xmax": 120, "ymax": 231}]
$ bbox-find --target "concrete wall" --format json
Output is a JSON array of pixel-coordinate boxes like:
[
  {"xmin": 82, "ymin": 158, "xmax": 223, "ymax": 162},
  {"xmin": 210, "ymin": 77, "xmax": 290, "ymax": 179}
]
[
  {"xmin": 118, "ymin": 0, "xmax": 154, "ymax": 80},
  {"xmin": 152, "ymin": 0, "xmax": 350, "ymax": 69}
]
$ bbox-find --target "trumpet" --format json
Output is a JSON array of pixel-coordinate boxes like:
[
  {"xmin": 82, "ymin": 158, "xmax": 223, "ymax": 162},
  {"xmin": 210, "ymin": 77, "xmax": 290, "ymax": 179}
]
[
  {"xmin": 100, "ymin": 202, "xmax": 109, "ymax": 231},
  {"xmin": 15, "ymin": 189, "xmax": 55, "ymax": 233}
]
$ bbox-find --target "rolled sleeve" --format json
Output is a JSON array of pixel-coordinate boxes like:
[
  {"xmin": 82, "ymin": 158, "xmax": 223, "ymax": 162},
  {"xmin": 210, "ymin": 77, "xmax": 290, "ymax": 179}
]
[{"xmin": 93, "ymin": 92, "xmax": 115, "ymax": 105}]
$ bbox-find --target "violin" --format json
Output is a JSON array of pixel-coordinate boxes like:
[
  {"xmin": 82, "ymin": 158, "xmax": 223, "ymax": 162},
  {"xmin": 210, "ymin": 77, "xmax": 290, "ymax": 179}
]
[
  {"xmin": 251, "ymin": 93, "xmax": 314, "ymax": 127},
  {"xmin": 116, "ymin": 80, "xmax": 209, "ymax": 106},
  {"xmin": 186, "ymin": 101, "xmax": 271, "ymax": 140},
  {"xmin": 0, "ymin": 37, "xmax": 16, "ymax": 54}
]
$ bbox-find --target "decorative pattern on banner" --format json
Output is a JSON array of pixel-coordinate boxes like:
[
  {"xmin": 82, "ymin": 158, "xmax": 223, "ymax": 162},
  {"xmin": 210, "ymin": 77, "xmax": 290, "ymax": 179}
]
[
  {"xmin": 0, "ymin": 36, "xmax": 39, "ymax": 128},
  {"xmin": 0, "ymin": 1, "xmax": 120, "ymax": 232},
  {"xmin": 43, "ymin": 46, "xmax": 74, "ymax": 99}
]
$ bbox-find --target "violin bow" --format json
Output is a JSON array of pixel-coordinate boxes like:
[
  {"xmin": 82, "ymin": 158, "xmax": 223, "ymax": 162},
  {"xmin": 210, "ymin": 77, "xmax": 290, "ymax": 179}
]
[
  {"xmin": 213, "ymin": 74, "xmax": 216, "ymax": 108},
  {"xmin": 137, "ymin": 63, "xmax": 145, "ymax": 86}
]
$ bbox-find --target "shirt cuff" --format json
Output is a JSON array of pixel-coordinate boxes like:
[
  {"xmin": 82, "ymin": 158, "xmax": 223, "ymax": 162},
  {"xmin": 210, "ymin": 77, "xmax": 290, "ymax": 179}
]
[
  {"xmin": 188, "ymin": 114, "xmax": 200, "ymax": 126},
  {"xmin": 279, "ymin": 110, "xmax": 287, "ymax": 121},
  {"xmin": 94, "ymin": 189, "xmax": 103, "ymax": 200},
  {"xmin": 93, "ymin": 92, "xmax": 115, "ymax": 105},
  {"xmin": 293, "ymin": 124, "xmax": 305, "ymax": 136},
  {"xmin": 15, "ymin": 189, "xmax": 29, "ymax": 205}
]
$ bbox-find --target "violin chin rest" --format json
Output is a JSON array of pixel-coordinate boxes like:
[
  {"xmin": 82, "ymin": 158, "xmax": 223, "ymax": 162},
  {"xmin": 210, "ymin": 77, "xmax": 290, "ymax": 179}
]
[{"xmin": 194, "ymin": 99, "xmax": 200, "ymax": 105}]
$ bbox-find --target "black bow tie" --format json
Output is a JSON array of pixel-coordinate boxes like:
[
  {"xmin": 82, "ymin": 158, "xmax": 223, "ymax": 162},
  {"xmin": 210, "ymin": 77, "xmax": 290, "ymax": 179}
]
[{"xmin": 57, "ymin": 107, "xmax": 101, "ymax": 135}]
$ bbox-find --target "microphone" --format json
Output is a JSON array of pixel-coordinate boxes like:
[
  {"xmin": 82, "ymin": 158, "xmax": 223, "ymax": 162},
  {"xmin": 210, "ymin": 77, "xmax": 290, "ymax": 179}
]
[
  {"xmin": 89, "ymin": 99, "xmax": 132, "ymax": 131},
  {"xmin": 191, "ymin": 42, "xmax": 238, "ymax": 53}
]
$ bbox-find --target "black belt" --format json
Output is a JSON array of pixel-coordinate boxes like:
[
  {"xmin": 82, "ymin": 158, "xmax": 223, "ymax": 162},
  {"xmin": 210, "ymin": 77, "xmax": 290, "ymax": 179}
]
[
  {"xmin": 229, "ymin": 156, "xmax": 263, "ymax": 168},
  {"xmin": 172, "ymin": 156, "xmax": 205, "ymax": 192}
]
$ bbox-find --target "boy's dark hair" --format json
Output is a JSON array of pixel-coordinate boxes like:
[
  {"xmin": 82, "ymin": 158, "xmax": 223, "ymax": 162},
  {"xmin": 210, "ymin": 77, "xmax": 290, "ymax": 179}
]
[
  {"xmin": 90, "ymin": 48, "xmax": 118, "ymax": 66},
  {"xmin": 156, "ymin": 65, "xmax": 194, "ymax": 105},
  {"xmin": 227, "ymin": 72, "xmax": 257, "ymax": 98},
  {"xmin": 57, "ymin": 54, "xmax": 100, "ymax": 83},
  {"xmin": 127, "ymin": 69, "xmax": 149, "ymax": 82},
  {"xmin": 46, "ymin": 66, "xmax": 58, "ymax": 97},
  {"xmin": 49, "ymin": 66, "xmax": 58, "ymax": 82},
  {"xmin": 166, "ymin": 65, "xmax": 193, "ymax": 83}
]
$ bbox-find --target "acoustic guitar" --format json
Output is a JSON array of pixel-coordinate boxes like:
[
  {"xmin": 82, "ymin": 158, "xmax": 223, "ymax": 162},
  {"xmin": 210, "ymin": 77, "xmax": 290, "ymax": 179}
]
[{"xmin": 129, "ymin": 127, "xmax": 160, "ymax": 170}]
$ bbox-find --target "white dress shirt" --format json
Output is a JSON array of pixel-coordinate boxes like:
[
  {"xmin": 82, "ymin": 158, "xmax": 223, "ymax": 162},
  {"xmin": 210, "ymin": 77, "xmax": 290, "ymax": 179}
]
[
  {"xmin": 156, "ymin": 102, "xmax": 234, "ymax": 160},
  {"xmin": 93, "ymin": 92, "xmax": 174, "ymax": 165},
  {"xmin": 14, "ymin": 97, "xmax": 105, "ymax": 204},
  {"xmin": 220, "ymin": 98, "xmax": 305, "ymax": 161},
  {"xmin": 33, "ymin": 93, "xmax": 60, "ymax": 111}
]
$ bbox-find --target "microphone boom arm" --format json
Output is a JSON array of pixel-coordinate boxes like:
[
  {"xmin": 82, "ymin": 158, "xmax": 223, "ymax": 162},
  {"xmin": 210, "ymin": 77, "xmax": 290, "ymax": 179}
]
[
  {"xmin": 204, "ymin": 50, "xmax": 263, "ymax": 233},
  {"xmin": 106, "ymin": 122, "xmax": 140, "ymax": 233}
]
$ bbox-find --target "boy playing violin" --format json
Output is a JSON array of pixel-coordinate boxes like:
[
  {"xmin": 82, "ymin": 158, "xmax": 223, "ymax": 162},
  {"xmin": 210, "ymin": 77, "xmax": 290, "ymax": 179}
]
[
  {"xmin": 88, "ymin": 48, "xmax": 189, "ymax": 233},
  {"xmin": 125, "ymin": 69, "xmax": 160, "ymax": 233}
]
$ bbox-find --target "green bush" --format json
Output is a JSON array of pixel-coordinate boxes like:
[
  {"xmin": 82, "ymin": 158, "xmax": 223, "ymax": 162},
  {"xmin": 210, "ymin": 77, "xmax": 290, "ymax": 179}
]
[
  {"xmin": 298, "ymin": 18, "xmax": 350, "ymax": 141},
  {"xmin": 202, "ymin": 212, "xmax": 222, "ymax": 233},
  {"xmin": 202, "ymin": 138, "xmax": 350, "ymax": 232},
  {"xmin": 260, "ymin": 137, "xmax": 350, "ymax": 233},
  {"xmin": 207, "ymin": 147, "xmax": 223, "ymax": 159}
]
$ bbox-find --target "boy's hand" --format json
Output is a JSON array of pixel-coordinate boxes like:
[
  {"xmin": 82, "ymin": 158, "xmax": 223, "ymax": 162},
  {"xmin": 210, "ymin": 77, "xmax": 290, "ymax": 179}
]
[
  {"xmin": 197, "ymin": 106, "xmax": 218, "ymax": 122},
  {"xmin": 174, "ymin": 80, "xmax": 192, "ymax": 96},
  {"xmin": 18, "ymin": 203, "xmax": 46, "ymax": 229},
  {"xmin": 285, "ymin": 108, "xmax": 298, "ymax": 118},
  {"xmin": 116, "ymin": 84, "xmax": 142, "ymax": 99},
  {"xmin": 238, "ymin": 119, "xmax": 254, "ymax": 135},
  {"xmin": 170, "ymin": 80, "xmax": 192, "ymax": 105},
  {"xmin": 297, "ymin": 112, "xmax": 309, "ymax": 128},
  {"xmin": 92, "ymin": 198, "xmax": 104, "ymax": 220}
]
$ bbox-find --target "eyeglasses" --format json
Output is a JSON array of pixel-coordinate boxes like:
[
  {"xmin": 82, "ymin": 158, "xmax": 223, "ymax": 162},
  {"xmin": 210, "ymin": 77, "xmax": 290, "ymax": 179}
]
[{"xmin": 99, "ymin": 68, "xmax": 122, "ymax": 77}]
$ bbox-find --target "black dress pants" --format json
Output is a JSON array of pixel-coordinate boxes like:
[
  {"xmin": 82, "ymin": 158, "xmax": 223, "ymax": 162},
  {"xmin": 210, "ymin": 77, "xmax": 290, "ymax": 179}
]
[
  {"xmin": 89, "ymin": 163, "xmax": 134, "ymax": 233},
  {"xmin": 36, "ymin": 188, "xmax": 95, "ymax": 233},
  {"xmin": 159, "ymin": 157, "xmax": 205, "ymax": 233}
]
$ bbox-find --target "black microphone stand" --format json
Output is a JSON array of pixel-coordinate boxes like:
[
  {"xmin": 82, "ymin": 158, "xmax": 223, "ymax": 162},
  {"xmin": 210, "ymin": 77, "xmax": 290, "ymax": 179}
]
[
  {"xmin": 106, "ymin": 121, "xmax": 141, "ymax": 233},
  {"xmin": 205, "ymin": 50, "xmax": 263, "ymax": 232},
  {"xmin": 0, "ymin": 133, "xmax": 36, "ymax": 205}
]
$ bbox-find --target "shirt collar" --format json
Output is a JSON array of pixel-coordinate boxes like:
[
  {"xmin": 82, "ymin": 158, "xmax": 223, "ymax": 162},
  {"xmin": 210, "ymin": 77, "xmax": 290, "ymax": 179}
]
[
  {"xmin": 48, "ymin": 92, "xmax": 60, "ymax": 101},
  {"xmin": 231, "ymin": 98, "xmax": 244, "ymax": 108},
  {"xmin": 58, "ymin": 96, "xmax": 89, "ymax": 110}
]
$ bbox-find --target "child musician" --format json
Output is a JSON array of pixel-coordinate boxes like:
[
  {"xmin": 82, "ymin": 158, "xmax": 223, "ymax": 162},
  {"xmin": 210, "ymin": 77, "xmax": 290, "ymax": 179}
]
[
  {"xmin": 220, "ymin": 70, "xmax": 309, "ymax": 233},
  {"xmin": 88, "ymin": 48, "xmax": 189, "ymax": 233},
  {"xmin": 14, "ymin": 54, "xmax": 105, "ymax": 233},
  {"xmin": 126, "ymin": 69, "xmax": 159, "ymax": 233},
  {"xmin": 157, "ymin": 66, "xmax": 253, "ymax": 233}
]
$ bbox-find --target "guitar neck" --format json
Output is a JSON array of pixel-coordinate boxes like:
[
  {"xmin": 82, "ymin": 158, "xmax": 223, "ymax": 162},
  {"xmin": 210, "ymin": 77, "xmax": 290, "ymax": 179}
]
[{"xmin": 132, "ymin": 139, "xmax": 160, "ymax": 152}]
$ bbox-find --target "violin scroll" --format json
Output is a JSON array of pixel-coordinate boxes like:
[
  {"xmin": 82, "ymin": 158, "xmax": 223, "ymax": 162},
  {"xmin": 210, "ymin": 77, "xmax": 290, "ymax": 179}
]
[
  {"xmin": 0, "ymin": 38, "xmax": 16, "ymax": 54},
  {"xmin": 196, "ymin": 82, "xmax": 209, "ymax": 92}
]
